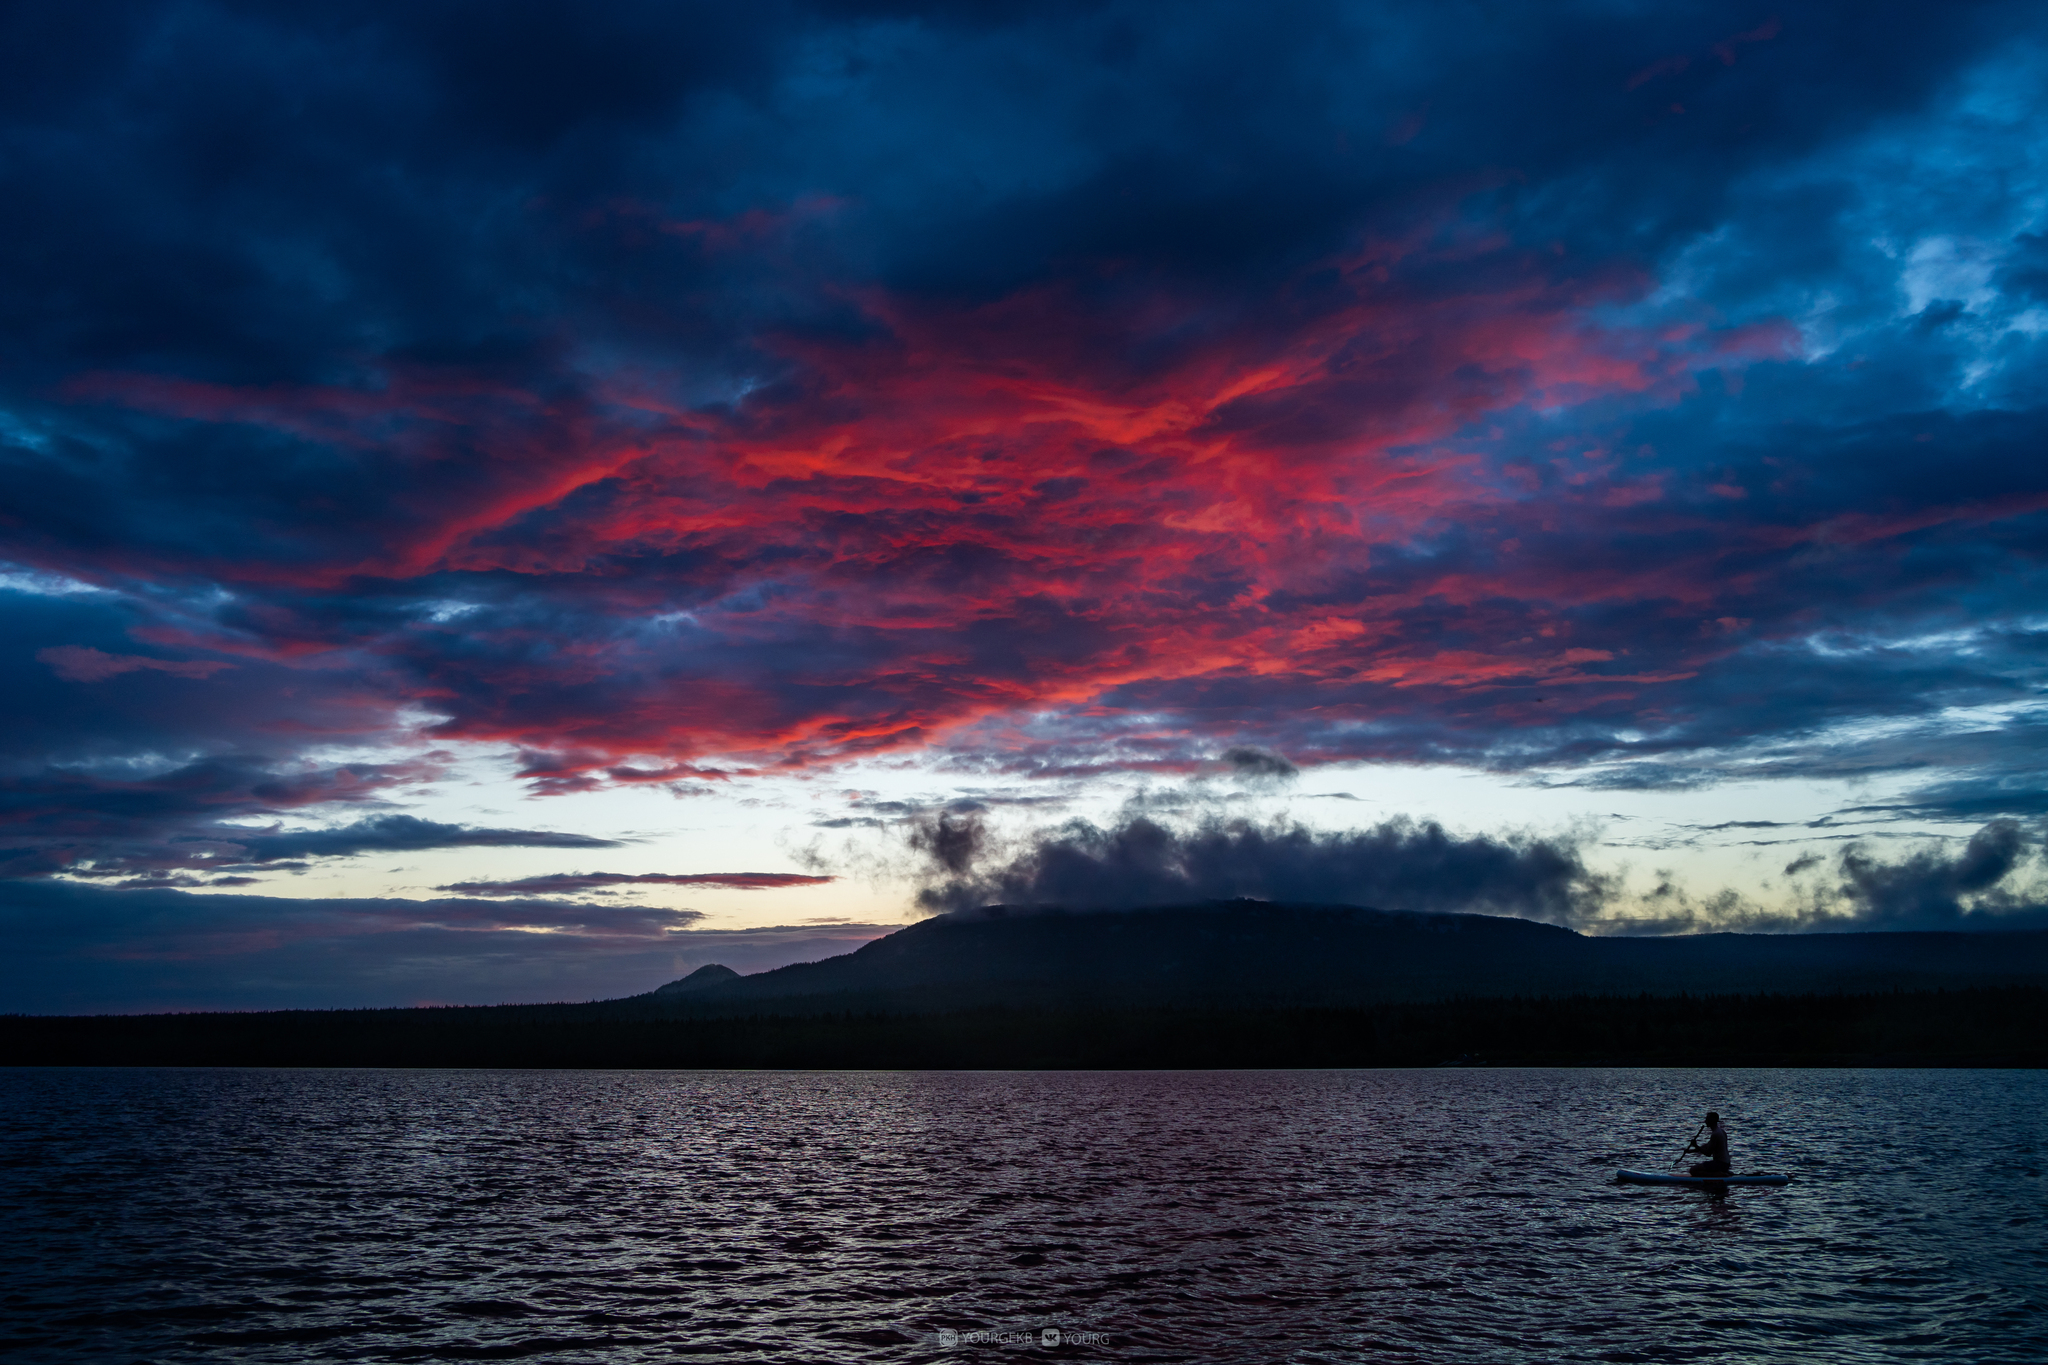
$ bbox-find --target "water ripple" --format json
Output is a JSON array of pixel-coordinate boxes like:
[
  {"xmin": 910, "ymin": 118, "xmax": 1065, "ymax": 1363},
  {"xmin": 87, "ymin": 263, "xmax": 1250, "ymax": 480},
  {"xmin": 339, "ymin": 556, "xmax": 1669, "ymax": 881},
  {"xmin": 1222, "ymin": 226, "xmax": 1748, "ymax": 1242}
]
[{"xmin": 2, "ymin": 1068, "xmax": 2043, "ymax": 1362}]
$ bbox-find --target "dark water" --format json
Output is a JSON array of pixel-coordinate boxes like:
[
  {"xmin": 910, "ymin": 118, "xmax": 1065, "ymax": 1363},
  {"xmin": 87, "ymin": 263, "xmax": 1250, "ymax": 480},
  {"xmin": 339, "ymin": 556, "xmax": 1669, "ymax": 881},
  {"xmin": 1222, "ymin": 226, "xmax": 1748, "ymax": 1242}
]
[{"xmin": 1, "ymin": 1069, "xmax": 2043, "ymax": 1363}]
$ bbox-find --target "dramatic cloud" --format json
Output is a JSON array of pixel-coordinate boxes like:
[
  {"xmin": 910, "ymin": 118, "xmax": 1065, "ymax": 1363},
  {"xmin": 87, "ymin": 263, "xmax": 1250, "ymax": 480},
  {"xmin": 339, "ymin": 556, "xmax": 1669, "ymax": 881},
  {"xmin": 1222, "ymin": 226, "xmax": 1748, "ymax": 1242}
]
[
  {"xmin": 1842, "ymin": 771, "xmax": 2048, "ymax": 823},
  {"xmin": 1223, "ymin": 748, "xmax": 1300, "ymax": 783},
  {"xmin": 1616, "ymin": 819, "xmax": 2048, "ymax": 934},
  {"xmin": 906, "ymin": 807, "xmax": 2048, "ymax": 936},
  {"xmin": 910, "ymin": 812, "xmax": 1615, "ymax": 925},
  {"xmin": 37, "ymin": 646, "xmax": 234, "ymax": 683},
  {"xmin": 231, "ymin": 815, "xmax": 623, "ymax": 863},
  {"xmin": 0, "ymin": 768, "xmax": 624, "ymax": 881},
  {"xmin": 5, "ymin": 1, "xmax": 2043, "ymax": 785},
  {"xmin": 436, "ymin": 871, "xmax": 835, "ymax": 896},
  {"xmin": 3, "ymin": 1, "xmax": 2047, "ymax": 1003},
  {"xmin": 1821, "ymin": 819, "xmax": 2048, "ymax": 929}
]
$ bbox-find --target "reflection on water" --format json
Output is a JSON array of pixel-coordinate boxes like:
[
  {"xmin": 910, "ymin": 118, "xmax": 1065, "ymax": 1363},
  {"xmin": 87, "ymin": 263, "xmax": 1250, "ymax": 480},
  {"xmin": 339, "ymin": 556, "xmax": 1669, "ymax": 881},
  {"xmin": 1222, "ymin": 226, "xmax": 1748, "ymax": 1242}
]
[{"xmin": 1, "ymin": 1068, "xmax": 2042, "ymax": 1362}]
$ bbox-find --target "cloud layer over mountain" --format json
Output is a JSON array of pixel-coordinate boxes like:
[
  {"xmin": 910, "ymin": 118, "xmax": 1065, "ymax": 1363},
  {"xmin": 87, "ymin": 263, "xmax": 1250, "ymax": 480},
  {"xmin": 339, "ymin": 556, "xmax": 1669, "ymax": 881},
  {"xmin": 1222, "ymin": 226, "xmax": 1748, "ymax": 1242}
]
[{"xmin": 906, "ymin": 811, "xmax": 2048, "ymax": 933}]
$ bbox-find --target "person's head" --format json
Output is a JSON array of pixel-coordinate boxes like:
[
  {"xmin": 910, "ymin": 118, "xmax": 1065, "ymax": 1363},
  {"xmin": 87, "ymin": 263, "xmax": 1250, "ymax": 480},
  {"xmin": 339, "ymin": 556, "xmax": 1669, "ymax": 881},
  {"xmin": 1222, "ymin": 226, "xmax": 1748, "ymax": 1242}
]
[{"xmin": 1704, "ymin": 1111, "xmax": 1720, "ymax": 1128}]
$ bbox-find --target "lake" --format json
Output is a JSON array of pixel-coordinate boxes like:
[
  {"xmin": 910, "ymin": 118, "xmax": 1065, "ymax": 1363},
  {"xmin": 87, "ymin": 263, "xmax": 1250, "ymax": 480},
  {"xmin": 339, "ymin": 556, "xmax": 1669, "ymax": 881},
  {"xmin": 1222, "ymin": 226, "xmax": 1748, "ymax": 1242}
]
[{"xmin": 2, "ymin": 1068, "xmax": 2042, "ymax": 1362}]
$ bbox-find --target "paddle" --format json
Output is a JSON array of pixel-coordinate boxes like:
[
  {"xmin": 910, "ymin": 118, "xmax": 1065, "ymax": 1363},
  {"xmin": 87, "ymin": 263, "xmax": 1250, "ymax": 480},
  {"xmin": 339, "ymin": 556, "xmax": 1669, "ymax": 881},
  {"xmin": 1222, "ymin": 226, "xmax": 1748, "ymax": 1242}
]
[{"xmin": 1672, "ymin": 1121, "xmax": 1704, "ymax": 1171}]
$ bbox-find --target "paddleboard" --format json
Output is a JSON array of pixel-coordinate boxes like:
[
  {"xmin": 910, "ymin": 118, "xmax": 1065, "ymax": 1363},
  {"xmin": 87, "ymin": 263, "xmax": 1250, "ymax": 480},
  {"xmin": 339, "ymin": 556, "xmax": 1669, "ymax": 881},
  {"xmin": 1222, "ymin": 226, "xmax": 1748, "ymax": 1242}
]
[{"xmin": 1617, "ymin": 1169, "xmax": 1790, "ymax": 1187}]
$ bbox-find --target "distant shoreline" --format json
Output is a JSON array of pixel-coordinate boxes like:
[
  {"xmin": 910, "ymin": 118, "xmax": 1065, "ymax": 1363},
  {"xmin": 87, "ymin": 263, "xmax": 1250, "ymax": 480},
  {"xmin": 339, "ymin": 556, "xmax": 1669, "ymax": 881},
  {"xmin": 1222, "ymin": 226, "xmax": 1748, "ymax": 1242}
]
[{"xmin": 6, "ymin": 986, "xmax": 2041, "ymax": 1070}]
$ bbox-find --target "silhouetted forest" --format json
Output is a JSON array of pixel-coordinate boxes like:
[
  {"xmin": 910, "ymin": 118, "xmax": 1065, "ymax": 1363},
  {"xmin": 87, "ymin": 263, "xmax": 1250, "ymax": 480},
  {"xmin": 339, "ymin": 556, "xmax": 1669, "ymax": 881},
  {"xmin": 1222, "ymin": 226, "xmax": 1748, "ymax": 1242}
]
[{"xmin": 6, "ymin": 987, "xmax": 2040, "ymax": 1069}]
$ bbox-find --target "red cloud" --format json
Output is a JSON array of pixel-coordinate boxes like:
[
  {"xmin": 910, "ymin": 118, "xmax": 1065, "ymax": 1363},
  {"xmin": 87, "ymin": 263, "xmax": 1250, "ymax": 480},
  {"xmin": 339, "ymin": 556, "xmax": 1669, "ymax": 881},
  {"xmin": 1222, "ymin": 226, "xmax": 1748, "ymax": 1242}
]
[
  {"xmin": 38, "ymin": 646, "xmax": 234, "ymax": 682},
  {"xmin": 1627, "ymin": 17, "xmax": 1778, "ymax": 89},
  {"xmin": 48, "ymin": 221, "xmax": 1803, "ymax": 790},
  {"xmin": 409, "ymin": 235, "xmax": 1789, "ymax": 776},
  {"xmin": 1713, "ymin": 17, "xmax": 1780, "ymax": 66},
  {"xmin": 1627, "ymin": 55, "xmax": 1691, "ymax": 90}
]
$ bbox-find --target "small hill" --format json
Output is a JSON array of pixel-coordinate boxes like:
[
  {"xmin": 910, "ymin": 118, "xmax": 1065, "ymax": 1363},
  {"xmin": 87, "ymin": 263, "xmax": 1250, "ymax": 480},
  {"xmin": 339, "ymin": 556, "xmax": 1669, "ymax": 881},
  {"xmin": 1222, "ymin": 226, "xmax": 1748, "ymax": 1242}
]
[{"xmin": 651, "ymin": 964, "xmax": 740, "ymax": 995}]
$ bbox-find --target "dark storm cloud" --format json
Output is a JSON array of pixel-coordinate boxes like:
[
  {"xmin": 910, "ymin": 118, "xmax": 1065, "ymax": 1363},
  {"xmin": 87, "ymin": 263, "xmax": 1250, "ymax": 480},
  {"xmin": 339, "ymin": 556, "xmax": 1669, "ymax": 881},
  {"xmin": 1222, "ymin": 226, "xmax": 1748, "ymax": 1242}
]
[
  {"xmin": 1822, "ymin": 819, "xmax": 2048, "ymax": 929},
  {"xmin": 1222, "ymin": 747, "xmax": 1299, "ymax": 782},
  {"xmin": 911, "ymin": 813, "xmax": 1615, "ymax": 925},
  {"xmin": 1626, "ymin": 820, "xmax": 2048, "ymax": 934},
  {"xmin": 902, "ymin": 802, "xmax": 2048, "ymax": 934},
  {"xmin": 906, "ymin": 809, "xmax": 990, "ymax": 877},
  {"xmin": 3, "ymin": 0, "xmax": 2028, "ymax": 550}
]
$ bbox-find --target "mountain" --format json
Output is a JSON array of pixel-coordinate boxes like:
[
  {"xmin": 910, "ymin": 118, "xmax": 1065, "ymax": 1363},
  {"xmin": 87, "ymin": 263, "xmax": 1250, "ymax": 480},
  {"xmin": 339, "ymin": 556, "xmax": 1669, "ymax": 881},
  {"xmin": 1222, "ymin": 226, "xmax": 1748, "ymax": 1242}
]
[
  {"xmin": 10, "ymin": 902, "xmax": 2044, "ymax": 1068},
  {"xmin": 628, "ymin": 902, "xmax": 2048, "ymax": 1016}
]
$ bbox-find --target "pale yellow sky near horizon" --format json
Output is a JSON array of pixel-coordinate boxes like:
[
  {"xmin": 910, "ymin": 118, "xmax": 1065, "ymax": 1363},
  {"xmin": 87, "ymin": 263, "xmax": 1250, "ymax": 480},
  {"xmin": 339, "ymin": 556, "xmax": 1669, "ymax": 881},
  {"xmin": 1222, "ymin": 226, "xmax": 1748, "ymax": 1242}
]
[{"xmin": 129, "ymin": 735, "xmax": 1989, "ymax": 937}]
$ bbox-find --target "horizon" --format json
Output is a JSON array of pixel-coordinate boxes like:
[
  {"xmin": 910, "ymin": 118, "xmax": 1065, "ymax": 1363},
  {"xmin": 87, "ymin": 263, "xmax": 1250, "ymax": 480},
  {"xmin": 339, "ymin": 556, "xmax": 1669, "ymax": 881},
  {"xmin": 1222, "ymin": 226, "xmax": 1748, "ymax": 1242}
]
[
  {"xmin": 15, "ymin": 892, "xmax": 2048, "ymax": 1018},
  {"xmin": 5, "ymin": 2, "xmax": 2048, "ymax": 1013}
]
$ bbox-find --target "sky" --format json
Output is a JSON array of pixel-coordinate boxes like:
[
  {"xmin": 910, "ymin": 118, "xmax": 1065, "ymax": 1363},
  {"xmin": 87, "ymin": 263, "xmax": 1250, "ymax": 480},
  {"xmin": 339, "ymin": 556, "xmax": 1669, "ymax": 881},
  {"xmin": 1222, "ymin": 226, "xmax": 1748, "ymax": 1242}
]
[{"xmin": 5, "ymin": 0, "xmax": 2048, "ymax": 1012}]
